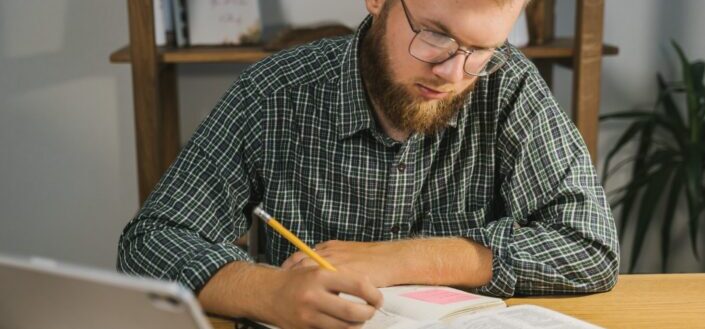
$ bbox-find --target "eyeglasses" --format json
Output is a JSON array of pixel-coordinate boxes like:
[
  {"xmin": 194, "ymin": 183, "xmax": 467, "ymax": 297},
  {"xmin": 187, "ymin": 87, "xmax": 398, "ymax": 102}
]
[{"xmin": 399, "ymin": 0, "xmax": 510, "ymax": 77}]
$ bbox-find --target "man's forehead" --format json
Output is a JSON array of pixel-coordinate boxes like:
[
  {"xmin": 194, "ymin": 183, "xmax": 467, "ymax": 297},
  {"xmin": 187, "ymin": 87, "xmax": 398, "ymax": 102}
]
[{"xmin": 401, "ymin": 0, "xmax": 522, "ymax": 49}]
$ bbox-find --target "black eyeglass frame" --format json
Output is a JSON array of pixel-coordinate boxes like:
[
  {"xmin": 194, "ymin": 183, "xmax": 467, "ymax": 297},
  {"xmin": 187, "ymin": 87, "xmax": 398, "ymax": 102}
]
[{"xmin": 399, "ymin": 0, "xmax": 511, "ymax": 77}]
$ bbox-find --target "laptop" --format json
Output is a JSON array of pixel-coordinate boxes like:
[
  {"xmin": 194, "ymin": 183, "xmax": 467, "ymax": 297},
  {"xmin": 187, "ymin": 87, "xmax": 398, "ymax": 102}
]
[{"xmin": 0, "ymin": 254, "xmax": 214, "ymax": 329}]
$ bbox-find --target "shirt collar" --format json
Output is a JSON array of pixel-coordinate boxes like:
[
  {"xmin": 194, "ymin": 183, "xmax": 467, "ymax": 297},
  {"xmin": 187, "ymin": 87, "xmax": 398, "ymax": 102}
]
[{"xmin": 336, "ymin": 15, "xmax": 375, "ymax": 141}]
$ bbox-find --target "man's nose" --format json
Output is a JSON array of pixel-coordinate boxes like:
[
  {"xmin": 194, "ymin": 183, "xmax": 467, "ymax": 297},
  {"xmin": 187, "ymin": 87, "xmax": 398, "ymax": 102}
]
[{"xmin": 431, "ymin": 53, "xmax": 466, "ymax": 83}]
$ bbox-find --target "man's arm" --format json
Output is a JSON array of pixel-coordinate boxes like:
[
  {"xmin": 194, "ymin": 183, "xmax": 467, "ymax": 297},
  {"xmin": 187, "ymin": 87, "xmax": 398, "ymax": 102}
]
[
  {"xmin": 476, "ymin": 65, "xmax": 620, "ymax": 296},
  {"xmin": 283, "ymin": 238, "xmax": 493, "ymax": 289},
  {"xmin": 116, "ymin": 77, "xmax": 384, "ymax": 327},
  {"xmin": 117, "ymin": 77, "xmax": 261, "ymax": 291},
  {"xmin": 198, "ymin": 261, "xmax": 382, "ymax": 328}
]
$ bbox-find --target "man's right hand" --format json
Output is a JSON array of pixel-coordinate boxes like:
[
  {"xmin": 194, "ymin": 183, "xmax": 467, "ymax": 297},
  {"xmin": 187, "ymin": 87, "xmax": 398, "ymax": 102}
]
[
  {"xmin": 197, "ymin": 261, "xmax": 383, "ymax": 329},
  {"xmin": 269, "ymin": 266, "xmax": 383, "ymax": 329}
]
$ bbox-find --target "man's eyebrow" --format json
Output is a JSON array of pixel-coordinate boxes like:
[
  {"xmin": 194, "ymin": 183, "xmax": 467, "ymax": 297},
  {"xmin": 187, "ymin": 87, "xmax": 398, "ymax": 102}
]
[{"xmin": 424, "ymin": 19, "xmax": 505, "ymax": 50}]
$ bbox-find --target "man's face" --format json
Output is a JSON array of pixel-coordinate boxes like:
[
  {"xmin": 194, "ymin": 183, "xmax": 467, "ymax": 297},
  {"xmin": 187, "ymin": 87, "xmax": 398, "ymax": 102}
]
[{"xmin": 361, "ymin": 0, "xmax": 523, "ymax": 135}]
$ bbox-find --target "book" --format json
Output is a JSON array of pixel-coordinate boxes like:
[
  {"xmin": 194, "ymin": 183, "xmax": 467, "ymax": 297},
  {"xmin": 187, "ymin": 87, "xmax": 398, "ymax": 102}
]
[
  {"xmin": 171, "ymin": 0, "xmax": 189, "ymax": 47},
  {"xmin": 185, "ymin": 0, "xmax": 262, "ymax": 46},
  {"xmin": 153, "ymin": 0, "xmax": 172, "ymax": 46},
  {"xmin": 258, "ymin": 285, "xmax": 603, "ymax": 329},
  {"xmin": 153, "ymin": 0, "xmax": 166, "ymax": 46}
]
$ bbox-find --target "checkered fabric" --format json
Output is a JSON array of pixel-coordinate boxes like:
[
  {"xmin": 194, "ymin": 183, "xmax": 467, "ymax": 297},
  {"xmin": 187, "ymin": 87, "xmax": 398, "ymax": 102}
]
[{"xmin": 117, "ymin": 16, "xmax": 619, "ymax": 297}]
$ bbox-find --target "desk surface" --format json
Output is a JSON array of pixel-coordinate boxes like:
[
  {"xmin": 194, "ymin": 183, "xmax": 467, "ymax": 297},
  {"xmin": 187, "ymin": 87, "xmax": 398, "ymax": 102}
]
[{"xmin": 208, "ymin": 273, "xmax": 705, "ymax": 329}]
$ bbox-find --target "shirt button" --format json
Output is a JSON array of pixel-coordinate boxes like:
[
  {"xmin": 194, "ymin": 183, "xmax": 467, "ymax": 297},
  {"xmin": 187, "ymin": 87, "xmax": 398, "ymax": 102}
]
[
  {"xmin": 390, "ymin": 225, "xmax": 400, "ymax": 233},
  {"xmin": 397, "ymin": 162, "xmax": 406, "ymax": 173}
]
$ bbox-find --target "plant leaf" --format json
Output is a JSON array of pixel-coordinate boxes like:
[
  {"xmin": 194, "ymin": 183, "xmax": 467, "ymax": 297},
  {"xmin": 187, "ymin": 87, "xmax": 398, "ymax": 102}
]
[
  {"xmin": 690, "ymin": 61, "xmax": 704, "ymax": 115},
  {"xmin": 671, "ymin": 41, "xmax": 701, "ymax": 144},
  {"xmin": 657, "ymin": 73, "xmax": 685, "ymax": 131},
  {"xmin": 618, "ymin": 122, "xmax": 655, "ymax": 242},
  {"xmin": 602, "ymin": 110, "xmax": 686, "ymax": 149},
  {"xmin": 600, "ymin": 111, "xmax": 654, "ymax": 121},
  {"xmin": 660, "ymin": 166, "xmax": 683, "ymax": 272},
  {"xmin": 629, "ymin": 164, "xmax": 673, "ymax": 273},
  {"xmin": 601, "ymin": 120, "xmax": 648, "ymax": 186},
  {"xmin": 608, "ymin": 148, "xmax": 680, "ymax": 201},
  {"xmin": 692, "ymin": 60, "xmax": 704, "ymax": 89},
  {"xmin": 684, "ymin": 145, "xmax": 703, "ymax": 260}
]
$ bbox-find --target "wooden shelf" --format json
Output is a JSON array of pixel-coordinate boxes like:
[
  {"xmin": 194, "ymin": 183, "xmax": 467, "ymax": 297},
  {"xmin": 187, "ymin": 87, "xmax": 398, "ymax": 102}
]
[{"xmin": 110, "ymin": 37, "xmax": 618, "ymax": 64}]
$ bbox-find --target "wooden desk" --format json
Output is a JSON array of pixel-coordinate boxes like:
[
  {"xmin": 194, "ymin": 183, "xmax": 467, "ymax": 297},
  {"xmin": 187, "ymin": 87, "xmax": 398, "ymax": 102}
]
[{"xmin": 208, "ymin": 274, "xmax": 705, "ymax": 329}]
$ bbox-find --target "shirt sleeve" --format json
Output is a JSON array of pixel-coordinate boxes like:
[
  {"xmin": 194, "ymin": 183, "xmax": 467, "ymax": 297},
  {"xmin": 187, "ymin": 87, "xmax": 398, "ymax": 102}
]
[
  {"xmin": 117, "ymin": 77, "xmax": 263, "ymax": 292},
  {"xmin": 468, "ymin": 66, "xmax": 620, "ymax": 297}
]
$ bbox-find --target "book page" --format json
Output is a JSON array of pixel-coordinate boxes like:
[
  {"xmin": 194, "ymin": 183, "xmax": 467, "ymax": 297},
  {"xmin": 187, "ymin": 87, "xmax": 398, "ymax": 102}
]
[
  {"xmin": 380, "ymin": 285, "xmax": 505, "ymax": 321},
  {"xmin": 448, "ymin": 304, "xmax": 604, "ymax": 329},
  {"xmin": 254, "ymin": 309, "xmax": 443, "ymax": 329},
  {"xmin": 363, "ymin": 310, "xmax": 444, "ymax": 329}
]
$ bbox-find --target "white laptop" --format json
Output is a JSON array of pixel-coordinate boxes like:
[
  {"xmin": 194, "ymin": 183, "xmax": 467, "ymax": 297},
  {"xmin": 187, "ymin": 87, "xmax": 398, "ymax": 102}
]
[{"xmin": 0, "ymin": 254, "xmax": 214, "ymax": 329}]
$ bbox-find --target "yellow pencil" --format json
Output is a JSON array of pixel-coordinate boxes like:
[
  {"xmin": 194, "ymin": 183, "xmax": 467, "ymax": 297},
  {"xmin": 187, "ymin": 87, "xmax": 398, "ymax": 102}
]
[
  {"xmin": 253, "ymin": 205, "xmax": 393, "ymax": 316},
  {"xmin": 253, "ymin": 206, "xmax": 337, "ymax": 272}
]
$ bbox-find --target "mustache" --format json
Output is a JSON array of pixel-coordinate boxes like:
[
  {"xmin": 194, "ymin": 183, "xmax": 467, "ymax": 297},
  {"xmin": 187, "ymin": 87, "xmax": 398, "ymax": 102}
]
[{"xmin": 416, "ymin": 79, "xmax": 456, "ymax": 94}]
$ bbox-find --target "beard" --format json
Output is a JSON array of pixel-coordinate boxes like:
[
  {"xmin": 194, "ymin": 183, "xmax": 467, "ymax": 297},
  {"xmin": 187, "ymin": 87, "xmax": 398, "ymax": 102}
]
[{"xmin": 359, "ymin": 9, "xmax": 473, "ymax": 136}]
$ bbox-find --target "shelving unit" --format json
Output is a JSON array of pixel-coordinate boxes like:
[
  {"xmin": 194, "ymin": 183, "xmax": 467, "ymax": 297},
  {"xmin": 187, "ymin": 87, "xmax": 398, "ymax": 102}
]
[{"xmin": 111, "ymin": 0, "xmax": 618, "ymax": 204}]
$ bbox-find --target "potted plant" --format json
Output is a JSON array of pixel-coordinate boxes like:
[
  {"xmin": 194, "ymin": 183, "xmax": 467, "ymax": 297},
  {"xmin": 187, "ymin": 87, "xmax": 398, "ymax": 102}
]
[{"xmin": 601, "ymin": 41, "xmax": 704, "ymax": 273}]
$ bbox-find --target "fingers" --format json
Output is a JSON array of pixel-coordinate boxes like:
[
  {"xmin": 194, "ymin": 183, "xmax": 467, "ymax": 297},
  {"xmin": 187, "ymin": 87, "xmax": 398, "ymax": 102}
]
[
  {"xmin": 283, "ymin": 248, "xmax": 338, "ymax": 270},
  {"xmin": 290, "ymin": 257, "xmax": 319, "ymax": 269},
  {"xmin": 325, "ymin": 272, "xmax": 384, "ymax": 309},
  {"xmin": 315, "ymin": 292, "xmax": 378, "ymax": 325},
  {"xmin": 289, "ymin": 269, "xmax": 377, "ymax": 327},
  {"xmin": 281, "ymin": 250, "xmax": 309, "ymax": 269},
  {"xmin": 315, "ymin": 240, "xmax": 342, "ymax": 250},
  {"xmin": 294, "ymin": 304, "xmax": 366, "ymax": 329},
  {"xmin": 309, "ymin": 313, "xmax": 364, "ymax": 329}
]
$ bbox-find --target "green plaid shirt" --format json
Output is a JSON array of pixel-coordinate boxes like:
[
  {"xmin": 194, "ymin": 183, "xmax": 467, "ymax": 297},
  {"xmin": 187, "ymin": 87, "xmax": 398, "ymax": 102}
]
[{"xmin": 118, "ymin": 17, "xmax": 619, "ymax": 297}]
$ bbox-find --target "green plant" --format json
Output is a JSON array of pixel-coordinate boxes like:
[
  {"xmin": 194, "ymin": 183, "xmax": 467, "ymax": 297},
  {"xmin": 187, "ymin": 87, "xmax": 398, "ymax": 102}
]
[{"xmin": 601, "ymin": 41, "xmax": 705, "ymax": 273}]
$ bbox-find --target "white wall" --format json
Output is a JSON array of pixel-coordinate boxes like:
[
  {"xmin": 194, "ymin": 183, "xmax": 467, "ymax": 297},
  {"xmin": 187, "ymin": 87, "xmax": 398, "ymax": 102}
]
[
  {"xmin": 0, "ymin": 0, "xmax": 703, "ymax": 273},
  {"xmin": 0, "ymin": 0, "xmax": 136, "ymax": 269}
]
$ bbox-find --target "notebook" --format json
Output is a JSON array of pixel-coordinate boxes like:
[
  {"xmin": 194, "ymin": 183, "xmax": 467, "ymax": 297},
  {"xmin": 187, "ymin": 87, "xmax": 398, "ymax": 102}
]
[{"xmin": 0, "ymin": 254, "xmax": 213, "ymax": 329}]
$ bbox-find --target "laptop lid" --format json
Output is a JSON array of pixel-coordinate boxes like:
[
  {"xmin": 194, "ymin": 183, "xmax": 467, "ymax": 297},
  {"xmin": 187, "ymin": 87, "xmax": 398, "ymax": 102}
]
[{"xmin": 0, "ymin": 254, "xmax": 214, "ymax": 329}]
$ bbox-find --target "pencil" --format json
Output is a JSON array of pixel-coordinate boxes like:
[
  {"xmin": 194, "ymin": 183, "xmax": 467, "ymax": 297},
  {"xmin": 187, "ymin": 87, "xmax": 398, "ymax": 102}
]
[
  {"xmin": 252, "ymin": 206, "xmax": 337, "ymax": 272},
  {"xmin": 253, "ymin": 205, "xmax": 392, "ymax": 316}
]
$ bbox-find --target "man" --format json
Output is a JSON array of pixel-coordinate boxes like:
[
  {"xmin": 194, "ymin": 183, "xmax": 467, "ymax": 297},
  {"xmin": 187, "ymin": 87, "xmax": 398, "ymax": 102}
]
[{"xmin": 118, "ymin": 0, "xmax": 619, "ymax": 327}]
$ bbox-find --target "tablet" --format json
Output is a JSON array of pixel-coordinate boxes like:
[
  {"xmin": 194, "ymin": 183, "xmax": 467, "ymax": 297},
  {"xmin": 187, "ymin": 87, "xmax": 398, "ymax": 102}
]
[{"xmin": 0, "ymin": 254, "xmax": 213, "ymax": 329}]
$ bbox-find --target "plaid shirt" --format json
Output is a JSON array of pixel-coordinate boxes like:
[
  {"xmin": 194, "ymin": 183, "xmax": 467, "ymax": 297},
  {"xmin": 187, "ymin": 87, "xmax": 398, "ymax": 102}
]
[{"xmin": 117, "ymin": 16, "xmax": 619, "ymax": 297}]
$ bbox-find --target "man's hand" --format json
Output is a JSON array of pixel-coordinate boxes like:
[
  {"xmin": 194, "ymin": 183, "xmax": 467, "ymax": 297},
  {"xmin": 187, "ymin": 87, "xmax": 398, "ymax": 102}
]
[
  {"xmin": 197, "ymin": 261, "xmax": 383, "ymax": 329},
  {"xmin": 281, "ymin": 240, "xmax": 410, "ymax": 287},
  {"xmin": 270, "ymin": 266, "xmax": 383, "ymax": 329}
]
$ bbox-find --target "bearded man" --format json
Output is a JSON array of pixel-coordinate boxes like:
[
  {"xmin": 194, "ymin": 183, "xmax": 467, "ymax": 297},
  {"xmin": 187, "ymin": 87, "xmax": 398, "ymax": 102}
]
[{"xmin": 118, "ymin": 0, "xmax": 619, "ymax": 328}]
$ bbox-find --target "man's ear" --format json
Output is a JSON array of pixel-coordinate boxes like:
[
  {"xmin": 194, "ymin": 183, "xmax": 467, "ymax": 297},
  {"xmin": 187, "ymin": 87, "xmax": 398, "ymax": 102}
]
[{"xmin": 365, "ymin": 0, "xmax": 387, "ymax": 17}]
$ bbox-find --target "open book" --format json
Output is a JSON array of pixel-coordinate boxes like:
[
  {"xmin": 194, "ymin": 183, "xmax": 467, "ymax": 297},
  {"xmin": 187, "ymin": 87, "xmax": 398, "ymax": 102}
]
[
  {"xmin": 257, "ymin": 285, "xmax": 602, "ymax": 329},
  {"xmin": 363, "ymin": 285, "xmax": 603, "ymax": 329}
]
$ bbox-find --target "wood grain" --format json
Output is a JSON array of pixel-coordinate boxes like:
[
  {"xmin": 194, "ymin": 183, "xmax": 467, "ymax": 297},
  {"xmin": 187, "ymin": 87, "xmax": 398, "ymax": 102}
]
[
  {"xmin": 506, "ymin": 274, "xmax": 705, "ymax": 328},
  {"xmin": 572, "ymin": 0, "xmax": 606, "ymax": 164},
  {"xmin": 127, "ymin": 0, "xmax": 162, "ymax": 203},
  {"xmin": 110, "ymin": 40, "xmax": 618, "ymax": 64}
]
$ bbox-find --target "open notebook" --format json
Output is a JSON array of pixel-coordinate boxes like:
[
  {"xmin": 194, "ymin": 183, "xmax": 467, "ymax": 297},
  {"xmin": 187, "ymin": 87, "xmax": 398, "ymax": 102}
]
[{"xmin": 259, "ymin": 285, "xmax": 603, "ymax": 329}]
